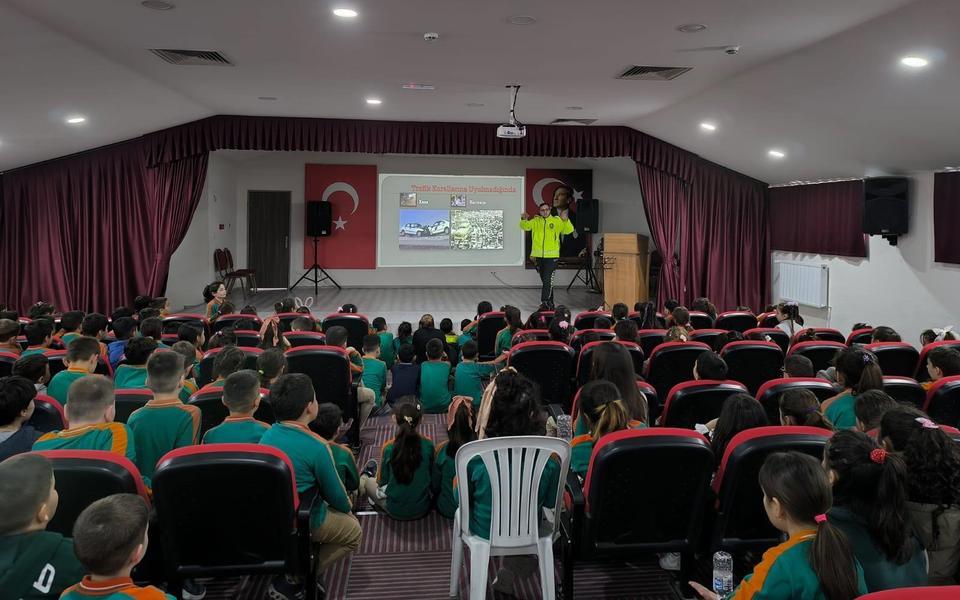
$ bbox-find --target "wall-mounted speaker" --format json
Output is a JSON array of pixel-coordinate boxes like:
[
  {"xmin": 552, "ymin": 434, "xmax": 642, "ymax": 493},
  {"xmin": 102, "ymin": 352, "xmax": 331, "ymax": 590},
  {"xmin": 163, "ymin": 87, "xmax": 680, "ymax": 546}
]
[
  {"xmin": 577, "ymin": 198, "xmax": 600, "ymax": 233},
  {"xmin": 306, "ymin": 201, "xmax": 332, "ymax": 237},
  {"xmin": 863, "ymin": 177, "xmax": 909, "ymax": 238}
]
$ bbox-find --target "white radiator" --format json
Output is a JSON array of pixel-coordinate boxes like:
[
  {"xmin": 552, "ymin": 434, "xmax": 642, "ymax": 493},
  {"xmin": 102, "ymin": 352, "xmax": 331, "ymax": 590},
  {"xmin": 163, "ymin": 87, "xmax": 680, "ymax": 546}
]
[{"xmin": 775, "ymin": 262, "xmax": 829, "ymax": 308}]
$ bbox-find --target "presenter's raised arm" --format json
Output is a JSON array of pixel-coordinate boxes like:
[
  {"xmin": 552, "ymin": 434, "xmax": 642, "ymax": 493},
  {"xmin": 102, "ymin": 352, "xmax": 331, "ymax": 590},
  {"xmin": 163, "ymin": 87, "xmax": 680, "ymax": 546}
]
[{"xmin": 519, "ymin": 214, "xmax": 533, "ymax": 231}]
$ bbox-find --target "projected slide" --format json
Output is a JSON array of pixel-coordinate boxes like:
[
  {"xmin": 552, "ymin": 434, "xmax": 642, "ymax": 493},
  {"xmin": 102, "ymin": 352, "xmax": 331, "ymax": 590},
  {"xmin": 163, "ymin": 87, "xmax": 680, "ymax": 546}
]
[{"xmin": 378, "ymin": 174, "xmax": 523, "ymax": 267}]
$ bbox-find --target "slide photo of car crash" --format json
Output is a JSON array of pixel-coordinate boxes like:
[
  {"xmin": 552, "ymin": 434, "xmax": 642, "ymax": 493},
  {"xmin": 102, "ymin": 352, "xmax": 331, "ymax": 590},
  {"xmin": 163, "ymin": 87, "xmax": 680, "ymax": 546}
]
[{"xmin": 398, "ymin": 208, "xmax": 450, "ymax": 249}]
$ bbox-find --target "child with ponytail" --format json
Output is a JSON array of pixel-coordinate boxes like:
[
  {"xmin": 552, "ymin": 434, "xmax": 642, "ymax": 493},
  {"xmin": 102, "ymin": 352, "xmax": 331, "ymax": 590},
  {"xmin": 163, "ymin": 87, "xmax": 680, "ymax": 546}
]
[
  {"xmin": 881, "ymin": 406, "xmax": 960, "ymax": 583},
  {"xmin": 821, "ymin": 347, "xmax": 884, "ymax": 430},
  {"xmin": 361, "ymin": 399, "xmax": 435, "ymax": 520},
  {"xmin": 775, "ymin": 301, "xmax": 804, "ymax": 338},
  {"xmin": 823, "ymin": 430, "xmax": 927, "ymax": 591},
  {"xmin": 432, "ymin": 396, "xmax": 475, "ymax": 518},
  {"xmin": 779, "ymin": 389, "xmax": 835, "ymax": 431},
  {"xmin": 690, "ymin": 452, "xmax": 866, "ymax": 599},
  {"xmin": 570, "ymin": 381, "xmax": 631, "ymax": 478}
]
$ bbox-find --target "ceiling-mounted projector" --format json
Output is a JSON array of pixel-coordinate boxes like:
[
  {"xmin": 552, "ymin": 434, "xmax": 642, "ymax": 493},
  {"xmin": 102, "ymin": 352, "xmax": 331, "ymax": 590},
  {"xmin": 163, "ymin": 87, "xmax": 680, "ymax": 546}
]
[{"xmin": 497, "ymin": 85, "xmax": 526, "ymax": 139}]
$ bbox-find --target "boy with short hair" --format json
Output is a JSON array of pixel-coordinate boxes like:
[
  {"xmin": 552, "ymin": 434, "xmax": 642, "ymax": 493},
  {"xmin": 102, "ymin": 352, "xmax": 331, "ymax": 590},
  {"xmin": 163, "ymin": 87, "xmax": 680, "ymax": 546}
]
[
  {"xmin": 61, "ymin": 494, "xmax": 174, "ymax": 599},
  {"xmin": 0, "ymin": 375, "xmax": 42, "ymax": 461},
  {"xmin": 13, "ymin": 354, "xmax": 51, "ymax": 396},
  {"xmin": 170, "ymin": 341, "xmax": 199, "ymax": 402},
  {"xmin": 693, "ymin": 351, "xmax": 728, "ymax": 381},
  {"xmin": 387, "ymin": 344, "xmax": 420, "ymax": 405},
  {"xmin": 420, "ymin": 338, "xmax": 452, "ymax": 413},
  {"xmin": 21, "ymin": 320, "xmax": 54, "ymax": 358},
  {"xmin": 80, "ymin": 313, "xmax": 110, "ymax": 363},
  {"xmin": 360, "ymin": 334, "xmax": 387, "ymax": 408},
  {"xmin": 783, "ymin": 354, "xmax": 815, "ymax": 378},
  {"xmin": 127, "ymin": 352, "xmax": 200, "ymax": 480},
  {"xmin": 207, "ymin": 345, "xmax": 246, "ymax": 388},
  {"xmin": 0, "ymin": 318, "xmax": 22, "ymax": 355},
  {"xmin": 260, "ymin": 374, "xmax": 361, "ymax": 594},
  {"xmin": 177, "ymin": 324, "xmax": 205, "ymax": 363},
  {"xmin": 324, "ymin": 326, "xmax": 374, "ymax": 430},
  {"xmin": 45, "ymin": 337, "xmax": 101, "ymax": 406},
  {"xmin": 139, "ymin": 317, "xmax": 167, "ymax": 349},
  {"xmin": 853, "ymin": 389, "xmax": 898, "ymax": 435},
  {"xmin": 614, "ymin": 319, "xmax": 639, "ymax": 343},
  {"xmin": 113, "ymin": 337, "xmax": 158, "ymax": 389},
  {"xmin": 313, "ymin": 402, "xmax": 359, "ymax": 494},
  {"xmin": 0, "ymin": 454, "xmax": 86, "ymax": 599},
  {"xmin": 107, "ymin": 317, "xmax": 138, "ymax": 371},
  {"xmin": 290, "ymin": 316, "xmax": 315, "ymax": 332},
  {"xmin": 453, "ymin": 340, "xmax": 501, "ymax": 409},
  {"xmin": 923, "ymin": 346, "xmax": 960, "ymax": 390},
  {"xmin": 56, "ymin": 311, "xmax": 85, "ymax": 346},
  {"xmin": 371, "ymin": 317, "xmax": 395, "ymax": 369},
  {"xmin": 202, "ymin": 370, "xmax": 269, "ymax": 444}
]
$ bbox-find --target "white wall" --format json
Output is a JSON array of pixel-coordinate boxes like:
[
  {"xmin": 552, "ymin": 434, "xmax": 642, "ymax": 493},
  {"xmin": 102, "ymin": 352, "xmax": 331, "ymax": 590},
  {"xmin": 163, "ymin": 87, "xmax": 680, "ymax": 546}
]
[{"xmin": 771, "ymin": 171, "xmax": 960, "ymax": 343}]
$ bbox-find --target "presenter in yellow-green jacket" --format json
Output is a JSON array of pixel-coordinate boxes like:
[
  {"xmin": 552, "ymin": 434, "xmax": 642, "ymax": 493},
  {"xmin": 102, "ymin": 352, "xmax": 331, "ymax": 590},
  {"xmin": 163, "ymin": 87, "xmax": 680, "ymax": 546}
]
[{"xmin": 520, "ymin": 203, "xmax": 574, "ymax": 308}]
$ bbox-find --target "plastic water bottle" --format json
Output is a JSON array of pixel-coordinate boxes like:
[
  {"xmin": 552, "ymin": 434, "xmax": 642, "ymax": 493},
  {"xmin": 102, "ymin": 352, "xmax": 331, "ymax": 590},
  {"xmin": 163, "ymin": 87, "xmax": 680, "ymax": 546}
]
[
  {"xmin": 713, "ymin": 551, "xmax": 734, "ymax": 598},
  {"xmin": 556, "ymin": 414, "xmax": 573, "ymax": 441}
]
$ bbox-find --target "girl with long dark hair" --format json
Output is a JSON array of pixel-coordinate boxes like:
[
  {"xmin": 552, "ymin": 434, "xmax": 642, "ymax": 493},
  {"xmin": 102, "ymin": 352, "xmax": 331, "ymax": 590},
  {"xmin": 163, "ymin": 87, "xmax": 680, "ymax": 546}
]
[
  {"xmin": 822, "ymin": 346, "xmax": 884, "ymax": 429},
  {"xmin": 432, "ymin": 396, "xmax": 475, "ymax": 519}
]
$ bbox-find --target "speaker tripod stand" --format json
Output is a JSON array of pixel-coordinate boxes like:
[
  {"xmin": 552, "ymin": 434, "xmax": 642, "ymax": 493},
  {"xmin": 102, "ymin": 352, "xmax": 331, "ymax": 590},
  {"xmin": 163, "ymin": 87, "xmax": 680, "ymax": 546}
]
[{"xmin": 291, "ymin": 236, "xmax": 341, "ymax": 295}]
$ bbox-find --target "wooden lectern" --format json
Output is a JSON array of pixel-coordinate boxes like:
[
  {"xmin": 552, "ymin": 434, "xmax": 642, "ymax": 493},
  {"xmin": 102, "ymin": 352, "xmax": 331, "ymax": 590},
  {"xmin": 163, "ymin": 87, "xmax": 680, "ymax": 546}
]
[{"xmin": 603, "ymin": 233, "xmax": 649, "ymax": 309}]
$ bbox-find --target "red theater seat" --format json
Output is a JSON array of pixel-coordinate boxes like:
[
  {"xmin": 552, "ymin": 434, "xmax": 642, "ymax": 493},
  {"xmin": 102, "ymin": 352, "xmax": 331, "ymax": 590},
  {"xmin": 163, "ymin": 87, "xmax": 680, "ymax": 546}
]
[
  {"xmin": 644, "ymin": 341, "xmax": 711, "ymax": 407},
  {"xmin": 212, "ymin": 313, "xmax": 264, "ymax": 333},
  {"xmin": 321, "ymin": 313, "xmax": 371, "ymax": 352},
  {"xmin": 232, "ymin": 329, "xmax": 263, "ymax": 348},
  {"xmin": 276, "ymin": 312, "xmax": 314, "ymax": 333},
  {"xmin": 282, "ymin": 331, "xmax": 327, "ymax": 347},
  {"xmin": 659, "ymin": 380, "xmax": 749, "ymax": 429},
  {"xmin": 846, "ymin": 328, "xmax": 874, "ymax": 346},
  {"xmin": 188, "ymin": 386, "xmax": 274, "ymax": 438},
  {"xmin": 525, "ymin": 309, "xmax": 554, "ymax": 329},
  {"xmin": 636, "ymin": 329, "xmax": 667, "ymax": 357},
  {"xmin": 924, "ymin": 375, "xmax": 960, "ymax": 428},
  {"xmin": 715, "ymin": 311, "xmax": 757, "ymax": 333},
  {"xmin": 755, "ymin": 378, "xmax": 839, "ymax": 425},
  {"xmin": 45, "ymin": 350, "xmax": 113, "ymax": 379},
  {"xmin": 576, "ymin": 340, "xmax": 644, "ymax": 387},
  {"xmin": 721, "ymin": 341, "xmax": 784, "ymax": 395},
  {"xmin": 743, "ymin": 327, "xmax": 790, "ymax": 354},
  {"xmin": 790, "ymin": 327, "xmax": 845, "ymax": 344},
  {"xmin": 114, "ymin": 389, "xmax": 153, "ymax": 423},
  {"xmin": 688, "ymin": 329, "xmax": 727, "ymax": 349},
  {"xmin": 573, "ymin": 310, "xmax": 611, "ymax": 330},
  {"xmin": 757, "ymin": 312, "xmax": 779, "ymax": 328},
  {"xmin": 865, "ymin": 342, "xmax": 920, "ymax": 377},
  {"xmin": 285, "ymin": 345, "xmax": 357, "ymax": 441},
  {"xmin": 916, "ymin": 340, "xmax": 960, "ymax": 381},
  {"xmin": 688, "ymin": 311, "xmax": 715, "ymax": 330},
  {"xmin": 0, "ymin": 350, "xmax": 18, "ymax": 377},
  {"xmin": 197, "ymin": 346, "xmax": 263, "ymax": 387},
  {"xmin": 508, "ymin": 341, "xmax": 576, "ymax": 410},
  {"xmin": 512, "ymin": 328, "xmax": 550, "ymax": 346},
  {"xmin": 857, "ymin": 587, "xmax": 960, "ymax": 599},
  {"xmin": 570, "ymin": 328, "xmax": 616, "ymax": 353},
  {"xmin": 475, "ymin": 311, "xmax": 506, "ymax": 360},
  {"xmin": 786, "ymin": 340, "xmax": 846, "ymax": 374},
  {"xmin": 162, "ymin": 313, "xmax": 210, "ymax": 338},
  {"xmin": 26, "ymin": 394, "xmax": 67, "ymax": 432},
  {"xmin": 882, "ymin": 376, "xmax": 926, "ymax": 408},
  {"xmin": 569, "ymin": 381, "xmax": 657, "ymax": 424}
]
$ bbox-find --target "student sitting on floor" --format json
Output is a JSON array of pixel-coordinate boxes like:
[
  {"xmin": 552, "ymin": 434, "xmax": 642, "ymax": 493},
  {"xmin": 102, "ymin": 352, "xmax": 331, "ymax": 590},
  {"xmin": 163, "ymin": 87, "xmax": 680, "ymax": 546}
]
[
  {"xmin": 822, "ymin": 346, "xmax": 884, "ymax": 430},
  {"xmin": 313, "ymin": 403, "xmax": 359, "ymax": 499},
  {"xmin": 0, "ymin": 454, "xmax": 85, "ymax": 600},
  {"xmin": 371, "ymin": 317, "xmax": 395, "ymax": 369},
  {"xmin": 360, "ymin": 399, "xmax": 435, "ymax": 520},
  {"xmin": 420, "ymin": 338, "xmax": 453, "ymax": 414},
  {"xmin": 0, "ymin": 376, "xmax": 42, "ymax": 462},
  {"xmin": 126, "ymin": 352, "xmax": 201, "ymax": 481},
  {"xmin": 922, "ymin": 346, "xmax": 960, "ymax": 390},
  {"xmin": 570, "ymin": 380, "xmax": 631, "ymax": 479},
  {"xmin": 13, "ymin": 354, "xmax": 50, "ymax": 397},
  {"xmin": 106, "ymin": 317, "xmax": 138, "ymax": 371},
  {"xmin": 79, "ymin": 313, "xmax": 110, "ymax": 363},
  {"xmin": 457, "ymin": 319, "xmax": 473, "ymax": 352},
  {"xmin": 783, "ymin": 354, "xmax": 815, "ymax": 378},
  {"xmin": 205, "ymin": 345, "xmax": 246, "ymax": 388},
  {"xmin": 257, "ymin": 347, "xmax": 287, "ymax": 389},
  {"xmin": 112, "ymin": 337, "xmax": 158, "ymax": 389},
  {"xmin": 360, "ymin": 334, "xmax": 387, "ymax": 409},
  {"xmin": 440, "ymin": 318, "xmax": 458, "ymax": 347},
  {"xmin": 202, "ymin": 370, "xmax": 269, "ymax": 444},
  {"xmin": 56, "ymin": 311, "xmax": 85, "ymax": 346},
  {"xmin": 260, "ymin": 374, "xmax": 360, "ymax": 597},
  {"xmin": 433, "ymin": 396, "xmax": 475, "ymax": 519},
  {"xmin": 387, "ymin": 344, "xmax": 419, "ymax": 405},
  {"xmin": 45, "ymin": 337, "xmax": 101, "ymax": 406},
  {"xmin": 139, "ymin": 317, "xmax": 167, "ymax": 349},
  {"xmin": 0, "ymin": 318, "xmax": 22, "ymax": 356},
  {"xmin": 453, "ymin": 340, "xmax": 505, "ymax": 410},
  {"xmin": 393, "ymin": 321, "xmax": 414, "ymax": 357},
  {"xmin": 853, "ymin": 390, "xmax": 897, "ymax": 435},
  {"xmin": 823, "ymin": 430, "xmax": 927, "ymax": 592},
  {"xmin": 169, "ymin": 341, "xmax": 199, "ymax": 401},
  {"xmin": 61, "ymin": 494, "xmax": 176, "ymax": 600},
  {"xmin": 325, "ymin": 326, "xmax": 375, "ymax": 431},
  {"xmin": 689, "ymin": 452, "xmax": 867, "ymax": 600},
  {"xmin": 779, "ymin": 389, "xmax": 835, "ymax": 431},
  {"xmin": 20, "ymin": 320, "xmax": 54, "ymax": 358}
]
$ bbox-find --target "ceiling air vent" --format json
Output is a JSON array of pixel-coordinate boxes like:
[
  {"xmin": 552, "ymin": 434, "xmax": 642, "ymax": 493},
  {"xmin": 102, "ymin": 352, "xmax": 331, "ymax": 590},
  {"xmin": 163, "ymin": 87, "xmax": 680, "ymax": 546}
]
[
  {"xmin": 616, "ymin": 65, "xmax": 691, "ymax": 81},
  {"xmin": 150, "ymin": 49, "xmax": 234, "ymax": 66},
  {"xmin": 550, "ymin": 118, "xmax": 597, "ymax": 126}
]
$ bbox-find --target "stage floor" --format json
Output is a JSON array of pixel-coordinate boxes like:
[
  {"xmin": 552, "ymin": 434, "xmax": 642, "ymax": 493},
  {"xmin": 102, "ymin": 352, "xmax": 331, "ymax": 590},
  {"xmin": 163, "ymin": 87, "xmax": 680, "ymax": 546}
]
[{"xmin": 187, "ymin": 286, "xmax": 601, "ymax": 329}]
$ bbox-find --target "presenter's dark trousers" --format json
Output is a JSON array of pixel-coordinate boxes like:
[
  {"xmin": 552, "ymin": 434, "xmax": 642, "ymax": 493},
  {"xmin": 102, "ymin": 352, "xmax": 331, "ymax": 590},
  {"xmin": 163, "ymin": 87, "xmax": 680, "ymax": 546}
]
[{"xmin": 535, "ymin": 258, "xmax": 557, "ymax": 305}]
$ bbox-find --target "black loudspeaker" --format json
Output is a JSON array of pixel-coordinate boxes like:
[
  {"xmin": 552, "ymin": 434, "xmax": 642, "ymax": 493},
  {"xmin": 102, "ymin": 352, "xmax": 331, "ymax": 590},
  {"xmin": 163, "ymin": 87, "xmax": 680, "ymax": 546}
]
[
  {"xmin": 863, "ymin": 177, "xmax": 909, "ymax": 236},
  {"xmin": 306, "ymin": 201, "xmax": 332, "ymax": 237},
  {"xmin": 577, "ymin": 198, "xmax": 599, "ymax": 233}
]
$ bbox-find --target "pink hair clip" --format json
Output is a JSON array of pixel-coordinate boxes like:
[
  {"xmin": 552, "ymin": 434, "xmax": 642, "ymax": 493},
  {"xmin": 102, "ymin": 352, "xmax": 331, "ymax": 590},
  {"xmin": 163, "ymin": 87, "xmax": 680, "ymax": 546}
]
[
  {"xmin": 814, "ymin": 513, "xmax": 828, "ymax": 524},
  {"xmin": 916, "ymin": 417, "xmax": 940, "ymax": 430},
  {"xmin": 559, "ymin": 320, "xmax": 569, "ymax": 329}
]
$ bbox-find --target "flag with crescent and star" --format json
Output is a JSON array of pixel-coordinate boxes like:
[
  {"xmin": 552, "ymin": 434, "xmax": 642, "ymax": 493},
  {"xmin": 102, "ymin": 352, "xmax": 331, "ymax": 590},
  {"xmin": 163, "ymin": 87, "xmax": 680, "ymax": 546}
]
[
  {"xmin": 304, "ymin": 164, "xmax": 378, "ymax": 269},
  {"xmin": 524, "ymin": 168, "xmax": 593, "ymax": 265}
]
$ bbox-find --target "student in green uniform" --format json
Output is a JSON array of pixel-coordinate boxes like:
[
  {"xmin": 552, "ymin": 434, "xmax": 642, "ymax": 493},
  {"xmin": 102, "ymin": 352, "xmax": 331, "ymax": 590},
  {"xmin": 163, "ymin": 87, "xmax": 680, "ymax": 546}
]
[
  {"xmin": 433, "ymin": 396, "xmax": 475, "ymax": 519},
  {"xmin": 393, "ymin": 321, "xmax": 413, "ymax": 357},
  {"xmin": 127, "ymin": 352, "xmax": 200, "ymax": 480},
  {"xmin": 325, "ymin": 326, "xmax": 375, "ymax": 430},
  {"xmin": 372, "ymin": 317, "xmax": 396, "ymax": 369},
  {"xmin": 202, "ymin": 345, "xmax": 246, "ymax": 390},
  {"xmin": 45, "ymin": 337, "xmax": 101, "ymax": 406},
  {"xmin": 0, "ymin": 454, "xmax": 86, "ymax": 600},
  {"xmin": 0, "ymin": 318, "xmax": 23, "ymax": 356},
  {"xmin": 570, "ymin": 381, "xmax": 633, "ymax": 478},
  {"xmin": 314, "ymin": 403, "xmax": 359, "ymax": 499},
  {"xmin": 138, "ymin": 317, "xmax": 168, "ymax": 350},
  {"xmin": 457, "ymin": 319, "xmax": 474, "ymax": 351},
  {"xmin": 493, "ymin": 305, "xmax": 522, "ymax": 357},
  {"xmin": 822, "ymin": 346, "xmax": 884, "ymax": 430},
  {"xmin": 55, "ymin": 311, "xmax": 85, "ymax": 347},
  {"xmin": 170, "ymin": 341, "xmax": 199, "ymax": 402},
  {"xmin": 112, "ymin": 337, "xmax": 157, "ymax": 389},
  {"xmin": 420, "ymin": 338, "xmax": 452, "ymax": 414},
  {"xmin": 79, "ymin": 313, "xmax": 110, "ymax": 365},
  {"xmin": 460, "ymin": 301, "xmax": 493, "ymax": 339},
  {"xmin": 21, "ymin": 320, "xmax": 54, "ymax": 358},
  {"xmin": 689, "ymin": 452, "xmax": 867, "ymax": 600},
  {"xmin": 453, "ymin": 340, "xmax": 505, "ymax": 409},
  {"xmin": 360, "ymin": 400, "xmax": 435, "ymax": 520},
  {"xmin": 202, "ymin": 370, "xmax": 270, "ymax": 444},
  {"xmin": 61, "ymin": 494, "xmax": 176, "ymax": 600},
  {"xmin": 823, "ymin": 430, "xmax": 927, "ymax": 591},
  {"xmin": 360, "ymin": 335, "xmax": 387, "ymax": 408},
  {"xmin": 33, "ymin": 375, "xmax": 140, "ymax": 478},
  {"xmin": 203, "ymin": 281, "xmax": 227, "ymax": 322},
  {"xmin": 259, "ymin": 373, "xmax": 361, "ymax": 592}
]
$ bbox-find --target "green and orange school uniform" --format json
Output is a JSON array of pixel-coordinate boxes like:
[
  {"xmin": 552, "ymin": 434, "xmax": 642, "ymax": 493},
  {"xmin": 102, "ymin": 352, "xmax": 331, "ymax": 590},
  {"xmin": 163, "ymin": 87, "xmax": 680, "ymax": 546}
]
[
  {"xmin": 731, "ymin": 530, "xmax": 867, "ymax": 599},
  {"xmin": 126, "ymin": 399, "xmax": 201, "ymax": 480},
  {"xmin": 432, "ymin": 440, "xmax": 458, "ymax": 519},
  {"xmin": 328, "ymin": 440, "xmax": 359, "ymax": 492},
  {"xmin": 33, "ymin": 422, "xmax": 138, "ymax": 470},
  {"xmin": 206, "ymin": 299, "xmax": 223, "ymax": 322},
  {"xmin": 178, "ymin": 379, "xmax": 198, "ymax": 403},
  {"xmin": 259, "ymin": 421, "xmax": 353, "ymax": 529},
  {"xmin": 453, "ymin": 360, "xmax": 497, "ymax": 409},
  {"xmin": 420, "ymin": 361, "xmax": 452, "ymax": 413},
  {"xmin": 60, "ymin": 332, "xmax": 81, "ymax": 346},
  {"xmin": 361, "ymin": 357, "xmax": 387, "ymax": 407},
  {"xmin": 114, "ymin": 365, "xmax": 148, "ymax": 389},
  {"xmin": 378, "ymin": 435, "xmax": 435, "ymax": 520},
  {"xmin": 824, "ymin": 391, "xmax": 858, "ymax": 430},
  {"xmin": 60, "ymin": 576, "xmax": 174, "ymax": 599},
  {"xmin": 20, "ymin": 346, "xmax": 48, "ymax": 358},
  {"xmin": 377, "ymin": 331, "xmax": 396, "ymax": 369},
  {"xmin": 45, "ymin": 368, "xmax": 92, "ymax": 406},
  {"xmin": 202, "ymin": 416, "xmax": 270, "ymax": 444}
]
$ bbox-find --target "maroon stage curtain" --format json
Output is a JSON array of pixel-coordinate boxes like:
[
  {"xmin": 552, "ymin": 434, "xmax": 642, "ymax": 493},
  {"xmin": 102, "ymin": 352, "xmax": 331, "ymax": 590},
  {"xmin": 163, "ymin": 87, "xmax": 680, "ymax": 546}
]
[
  {"xmin": 934, "ymin": 171, "xmax": 960, "ymax": 264},
  {"xmin": 768, "ymin": 180, "xmax": 866, "ymax": 257},
  {"xmin": 683, "ymin": 163, "xmax": 770, "ymax": 311},
  {"xmin": 637, "ymin": 165, "xmax": 687, "ymax": 307}
]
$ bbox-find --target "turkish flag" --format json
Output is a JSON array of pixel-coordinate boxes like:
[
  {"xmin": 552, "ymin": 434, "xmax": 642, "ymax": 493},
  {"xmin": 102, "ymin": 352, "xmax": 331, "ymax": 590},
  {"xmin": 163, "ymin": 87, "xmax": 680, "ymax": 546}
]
[
  {"xmin": 304, "ymin": 164, "xmax": 377, "ymax": 269},
  {"xmin": 524, "ymin": 168, "xmax": 593, "ymax": 264}
]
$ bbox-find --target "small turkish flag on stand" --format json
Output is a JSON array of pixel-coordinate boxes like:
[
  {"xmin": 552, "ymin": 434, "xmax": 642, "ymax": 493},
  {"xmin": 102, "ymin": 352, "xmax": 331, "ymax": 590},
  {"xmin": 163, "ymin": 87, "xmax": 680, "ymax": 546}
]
[{"xmin": 304, "ymin": 164, "xmax": 378, "ymax": 269}]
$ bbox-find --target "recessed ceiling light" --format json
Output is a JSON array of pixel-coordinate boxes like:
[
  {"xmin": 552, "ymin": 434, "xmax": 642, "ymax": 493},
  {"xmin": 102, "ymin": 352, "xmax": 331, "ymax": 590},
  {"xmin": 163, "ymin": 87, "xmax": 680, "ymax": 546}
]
[
  {"xmin": 141, "ymin": 0, "xmax": 174, "ymax": 10},
  {"xmin": 565, "ymin": 106, "xmax": 583, "ymax": 111},
  {"xmin": 900, "ymin": 56, "xmax": 929, "ymax": 68},
  {"xmin": 676, "ymin": 23, "xmax": 707, "ymax": 33},
  {"xmin": 365, "ymin": 98, "xmax": 382, "ymax": 105},
  {"xmin": 257, "ymin": 96, "xmax": 278, "ymax": 101},
  {"xmin": 402, "ymin": 83, "xmax": 435, "ymax": 90},
  {"xmin": 466, "ymin": 102, "xmax": 485, "ymax": 107},
  {"xmin": 768, "ymin": 149, "xmax": 786, "ymax": 159},
  {"xmin": 699, "ymin": 122, "xmax": 717, "ymax": 132},
  {"xmin": 507, "ymin": 15, "xmax": 537, "ymax": 26},
  {"xmin": 333, "ymin": 8, "xmax": 358, "ymax": 18},
  {"xmin": 66, "ymin": 116, "xmax": 87, "ymax": 125}
]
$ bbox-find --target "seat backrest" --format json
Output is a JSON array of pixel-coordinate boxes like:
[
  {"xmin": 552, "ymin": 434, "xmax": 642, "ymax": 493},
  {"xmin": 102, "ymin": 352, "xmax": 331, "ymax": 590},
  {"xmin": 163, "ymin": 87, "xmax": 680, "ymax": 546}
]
[
  {"xmin": 570, "ymin": 380, "xmax": 657, "ymax": 423},
  {"xmin": 508, "ymin": 341, "xmax": 576, "ymax": 410},
  {"xmin": 645, "ymin": 341, "xmax": 711, "ymax": 402},
  {"xmin": 234, "ymin": 330, "xmax": 263, "ymax": 348},
  {"xmin": 855, "ymin": 587, "xmax": 960, "ymax": 599},
  {"xmin": 715, "ymin": 312, "xmax": 757, "ymax": 333},
  {"xmin": 916, "ymin": 340, "xmax": 960, "ymax": 381},
  {"xmin": 223, "ymin": 247, "xmax": 236, "ymax": 271},
  {"xmin": 285, "ymin": 345, "xmax": 353, "ymax": 412},
  {"xmin": 636, "ymin": 329, "xmax": 666, "ymax": 357},
  {"xmin": 188, "ymin": 388, "xmax": 274, "ymax": 441},
  {"xmin": 213, "ymin": 248, "xmax": 226, "ymax": 277},
  {"xmin": 570, "ymin": 328, "xmax": 616, "ymax": 353},
  {"xmin": 754, "ymin": 377, "xmax": 840, "ymax": 424},
  {"xmin": 511, "ymin": 329, "xmax": 550, "ymax": 346},
  {"xmin": 476, "ymin": 312, "xmax": 506, "ymax": 358},
  {"xmin": 114, "ymin": 389, "xmax": 153, "ymax": 423},
  {"xmin": 573, "ymin": 311, "xmax": 612, "ymax": 330},
  {"xmin": 163, "ymin": 314, "xmax": 210, "ymax": 338},
  {"xmin": 454, "ymin": 436, "xmax": 569, "ymax": 547},
  {"xmin": 865, "ymin": 342, "xmax": 920, "ymax": 377},
  {"xmin": 282, "ymin": 331, "xmax": 327, "ymax": 348},
  {"xmin": 525, "ymin": 310, "xmax": 555, "ymax": 329},
  {"xmin": 212, "ymin": 314, "xmax": 264, "ymax": 333},
  {"xmin": 152, "ymin": 445, "xmax": 299, "ymax": 577},
  {"xmin": 757, "ymin": 313, "xmax": 779, "ymax": 328},
  {"xmin": 882, "ymin": 376, "xmax": 926, "ymax": 409},
  {"xmin": 276, "ymin": 312, "xmax": 313, "ymax": 333},
  {"xmin": 924, "ymin": 376, "xmax": 960, "ymax": 428},
  {"xmin": 26, "ymin": 394, "xmax": 67, "ymax": 432},
  {"xmin": 791, "ymin": 327, "xmax": 845, "ymax": 344},
  {"xmin": 688, "ymin": 311, "xmax": 715, "ymax": 330},
  {"xmin": 688, "ymin": 329, "xmax": 726, "ymax": 349},
  {"xmin": 0, "ymin": 350, "xmax": 19, "ymax": 377},
  {"xmin": 321, "ymin": 314, "xmax": 371, "ymax": 351},
  {"xmin": 846, "ymin": 328, "xmax": 874, "ymax": 346},
  {"xmin": 743, "ymin": 328, "xmax": 790, "ymax": 354},
  {"xmin": 721, "ymin": 341, "xmax": 784, "ymax": 395},
  {"xmin": 45, "ymin": 350, "xmax": 113, "ymax": 379},
  {"xmin": 660, "ymin": 380, "xmax": 749, "ymax": 429},
  {"xmin": 576, "ymin": 340, "xmax": 644, "ymax": 387},
  {"xmin": 197, "ymin": 347, "xmax": 263, "ymax": 387},
  {"xmin": 787, "ymin": 340, "xmax": 846, "ymax": 373},
  {"xmin": 33, "ymin": 450, "xmax": 150, "ymax": 537},
  {"xmin": 583, "ymin": 429, "xmax": 713, "ymax": 551},
  {"xmin": 711, "ymin": 426, "xmax": 831, "ymax": 552}
]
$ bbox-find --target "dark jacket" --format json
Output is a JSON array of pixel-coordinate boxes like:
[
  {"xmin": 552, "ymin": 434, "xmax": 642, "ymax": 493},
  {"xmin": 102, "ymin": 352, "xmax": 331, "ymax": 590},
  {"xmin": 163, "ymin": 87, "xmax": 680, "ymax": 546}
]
[
  {"xmin": 0, "ymin": 531, "xmax": 86, "ymax": 599},
  {"xmin": 0, "ymin": 426, "xmax": 42, "ymax": 462},
  {"xmin": 413, "ymin": 327, "xmax": 445, "ymax": 364},
  {"xmin": 907, "ymin": 500, "xmax": 960, "ymax": 584}
]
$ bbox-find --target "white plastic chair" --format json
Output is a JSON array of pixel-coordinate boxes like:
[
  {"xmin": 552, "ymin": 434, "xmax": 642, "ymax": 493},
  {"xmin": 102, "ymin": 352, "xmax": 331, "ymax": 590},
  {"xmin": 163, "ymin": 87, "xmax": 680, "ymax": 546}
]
[{"xmin": 448, "ymin": 436, "xmax": 570, "ymax": 599}]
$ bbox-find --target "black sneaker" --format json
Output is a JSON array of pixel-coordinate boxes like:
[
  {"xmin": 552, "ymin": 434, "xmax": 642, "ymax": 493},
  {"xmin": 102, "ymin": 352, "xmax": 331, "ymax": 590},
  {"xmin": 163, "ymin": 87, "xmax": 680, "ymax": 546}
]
[
  {"xmin": 361, "ymin": 459, "xmax": 378, "ymax": 478},
  {"xmin": 181, "ymin": 579, "xmax": 206, "ymax": 600},
  {"xmin": 268, "ymin": 575, "xmax": 305, "ymax": 600}
]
